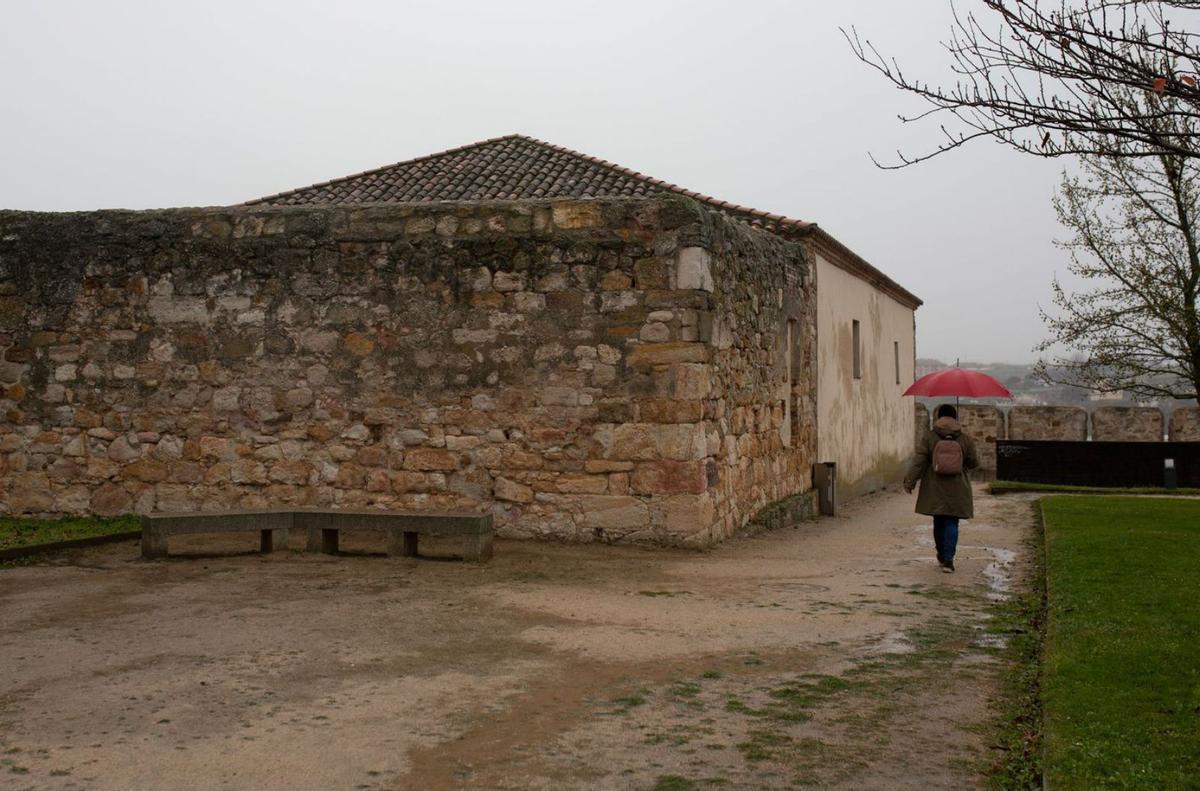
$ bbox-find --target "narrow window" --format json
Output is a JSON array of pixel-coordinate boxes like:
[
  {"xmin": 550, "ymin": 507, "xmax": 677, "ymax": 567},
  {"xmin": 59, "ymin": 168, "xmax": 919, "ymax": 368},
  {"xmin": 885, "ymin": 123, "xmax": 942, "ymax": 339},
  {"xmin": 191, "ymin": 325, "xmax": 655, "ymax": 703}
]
[
  {"xmin": 787, "ymin": 320, "xmax": 796, "ymax": 392},
  {"xmin": 852, "ymin": 320, "xmax": 862, "ymax": 380},
  {"xmin": 894, "ymin": 341, "xmax": 901, "ymax": 385},
  {"xmin": 783, "ymin": 319, "xmax": 796, "ymax": 446}
]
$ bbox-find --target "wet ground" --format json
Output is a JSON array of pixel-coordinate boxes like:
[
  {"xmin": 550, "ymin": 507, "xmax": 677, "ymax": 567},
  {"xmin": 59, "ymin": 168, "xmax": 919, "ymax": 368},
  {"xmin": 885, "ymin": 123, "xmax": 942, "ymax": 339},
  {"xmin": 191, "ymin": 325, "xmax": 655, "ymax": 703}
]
[{"xmin": 0, "ymin": 486, "xmax": 1034, "ymax": 789}]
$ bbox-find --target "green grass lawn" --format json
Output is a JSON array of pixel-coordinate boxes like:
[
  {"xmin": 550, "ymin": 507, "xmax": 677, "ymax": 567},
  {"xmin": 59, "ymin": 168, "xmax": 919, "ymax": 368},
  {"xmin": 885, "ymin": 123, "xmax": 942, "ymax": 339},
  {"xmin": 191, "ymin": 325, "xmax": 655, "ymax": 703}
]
[
  {"xmin": 991, "ymin": 480, "xmax": 1200, "ymax": 497},
  {"xmin": 0, "ymin": 514, "xmax": 139, "ymax": 552},
  {"xmin": 1041, "ymin": 496, "xmax": 1200, "ymax": 789}
]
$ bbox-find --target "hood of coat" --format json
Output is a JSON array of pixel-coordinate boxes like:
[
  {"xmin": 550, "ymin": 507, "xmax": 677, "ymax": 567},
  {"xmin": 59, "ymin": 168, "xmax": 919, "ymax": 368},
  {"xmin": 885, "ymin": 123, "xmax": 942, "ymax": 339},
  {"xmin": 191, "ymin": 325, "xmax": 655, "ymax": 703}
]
[{"xmin": 932, "ymin": 416, "xmax": 963, "ymax": 438}]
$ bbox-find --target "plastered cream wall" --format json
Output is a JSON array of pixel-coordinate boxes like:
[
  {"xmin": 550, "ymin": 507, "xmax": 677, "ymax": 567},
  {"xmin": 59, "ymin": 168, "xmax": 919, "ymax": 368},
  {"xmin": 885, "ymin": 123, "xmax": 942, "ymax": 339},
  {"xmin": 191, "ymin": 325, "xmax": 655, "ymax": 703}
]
[{"xmin": 814, "ymin": 252, "xmax": 916, "ymax": 499}]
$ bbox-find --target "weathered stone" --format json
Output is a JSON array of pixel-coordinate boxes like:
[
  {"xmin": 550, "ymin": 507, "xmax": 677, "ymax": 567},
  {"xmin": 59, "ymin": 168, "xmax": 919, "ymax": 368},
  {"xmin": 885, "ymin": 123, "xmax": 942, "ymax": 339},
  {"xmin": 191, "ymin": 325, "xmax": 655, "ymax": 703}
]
[
  {"xmin": 631, "ymin": 460, "xmax": 707, "ymax": 495},
  {"xmin": 584, "ymin": 459, "xmax": 634, "ymax": 473},
  {"xmin": 8, "ymin": 472, "xmax": 54, "ymax": 513},
  {"xmin": 554, "ymin": 473, "xmax": 610, "ymax": 495},
  {"xmin": 154, "ymin": 435, "xmax": 185, "ymax": 461},
  {"xmin": 1169, "ymin": 407, "xmax": 1200, "ymax": 441},
  {"xmin": 608, "ymin": 423, "xmax": 659, "ymax": 461},
  {"xmin": 1008, "ymin": 406, "xmax": 1088, "ymax": 441},
  {"xmin": 285, "ymin": 387, "xmax": 314, "ymax": 409},
  {"xmin": 355, "ymin": 446, "xmax": 388, "ymax": 467},
  {"xmin": 444, "ymin": 435, "xmax": 482, "ymax": 451},
  {"xmin": 211, "ymin": 386, "xmax": 240, "ymax": 411},
  {"xmin": 90, "ymin": 482, "xmax": 132, "ymax": 516},
  {"xmin": 627, "ymin": 342, "xmax": 708, "ymax": 368},
  {"xmin": 269, "ymin": 460, "xmax": 312, "ymax": 485},
  {"xmin": 576, "ymin": 495, "xmax": 648, "ymax": 533},
  {"xmin": 106, "ymin": 435, "xmax": 142, "ymax": 462},
  {"xmin": 493, "ymin": 271, "xmax": 525, "ymax": 292},
  {"xmin": 123, "ymin": 459, "xmax": 169, "ymax": 482},
  {"xmin": 639, "ymin": 322, "xmax": 671, "ymax": 342},
  {"xmin": 1092, "ymin": 406, "xmax": 1164, "ymax": 442},
  {"xmin": 148, "ymin": 296, "xmax": 208, "ymax": 324},
  {"xmin": 634, "ymin": 257, "xmax": 671, "ymax": 289},
  {"xmin": 637, "ymin": 399, "xmax": 704, "ymax": 424},
  {"xmin": 403, "ymin": 447, "xmax": 459, "ymax": 471},
  {"xmin": 662, "ymin": 493, "xmax": 714, "ymax": 536},
  {"xmin": 600, "ymin": 270, "xmax": 633, "ymax": 290},
  {"xmin": 541, "ymin": 386, "xmax": 579, "ymax": 407},
  {"xmin": 552, "ymin": 202, "xmax": 603, "ymax": 230},
  {"xmin": 676, "ymin": 247, "xmax": 714, "ymax": 292},
  {"xmin": 653, "ymin": 423, "xmax": 706, "ymax": 461},
  {"xmin": 513, "ymin": 292, "xmax": 545, "ymax": 312},
  {"xmin": 231, "ymin": 459, "xmax": 269, "ymax": 485},
  {"xmin": 344, "ymin": 332, "xmax": 375, "ymax": 356},
  {"xmin": 494, "ymin": 477, "xmax": 534, "ymax": 503}
]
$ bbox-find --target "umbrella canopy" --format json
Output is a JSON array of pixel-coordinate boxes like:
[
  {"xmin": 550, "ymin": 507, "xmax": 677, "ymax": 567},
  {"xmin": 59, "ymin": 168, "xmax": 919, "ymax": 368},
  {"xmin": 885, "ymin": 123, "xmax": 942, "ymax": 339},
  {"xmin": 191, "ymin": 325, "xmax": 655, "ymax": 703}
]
[{"xmin": 903, "ymin": 368, "xmax": 1013, "ymax": 399}]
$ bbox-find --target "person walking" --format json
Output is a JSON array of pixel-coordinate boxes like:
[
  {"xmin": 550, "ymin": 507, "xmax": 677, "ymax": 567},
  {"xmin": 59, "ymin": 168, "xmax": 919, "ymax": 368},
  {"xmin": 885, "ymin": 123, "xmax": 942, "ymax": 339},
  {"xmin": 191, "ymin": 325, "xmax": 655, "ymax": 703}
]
[{"xmin": 903, "ymin": 404, "xmax": 979, "ymax": 573}]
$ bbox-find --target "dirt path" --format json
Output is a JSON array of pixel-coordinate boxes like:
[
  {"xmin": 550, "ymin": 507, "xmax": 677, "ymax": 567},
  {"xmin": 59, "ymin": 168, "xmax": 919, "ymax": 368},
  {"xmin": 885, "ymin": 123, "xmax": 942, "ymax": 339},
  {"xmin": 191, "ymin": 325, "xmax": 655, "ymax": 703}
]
[{"xmin": 0, "ymin": 487, "xmax": 1034, "ymax": 789}]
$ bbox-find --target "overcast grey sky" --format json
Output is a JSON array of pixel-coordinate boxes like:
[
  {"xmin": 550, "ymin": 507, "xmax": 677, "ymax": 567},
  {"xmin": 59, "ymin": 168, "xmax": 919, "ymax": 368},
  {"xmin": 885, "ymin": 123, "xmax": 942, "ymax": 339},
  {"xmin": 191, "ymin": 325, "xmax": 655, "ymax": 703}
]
[{"xmin": 1, "ymin": 0, "xmax": 1071, "ymax": 363}]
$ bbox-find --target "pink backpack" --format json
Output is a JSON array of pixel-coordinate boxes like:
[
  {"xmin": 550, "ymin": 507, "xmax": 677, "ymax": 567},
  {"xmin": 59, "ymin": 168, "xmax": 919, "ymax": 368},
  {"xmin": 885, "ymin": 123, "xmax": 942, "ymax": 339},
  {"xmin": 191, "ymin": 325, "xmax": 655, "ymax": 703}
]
[{"xmin": 932, "ymin": 437, "xmax": 964, "ymax": 475}]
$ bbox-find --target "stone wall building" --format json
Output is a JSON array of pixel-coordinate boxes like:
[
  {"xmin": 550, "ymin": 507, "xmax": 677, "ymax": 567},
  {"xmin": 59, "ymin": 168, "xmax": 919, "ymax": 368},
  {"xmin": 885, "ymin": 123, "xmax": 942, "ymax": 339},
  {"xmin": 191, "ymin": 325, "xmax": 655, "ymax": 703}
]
[{"xmin": 0, "ymin": 135, "xmax": 920, "ymax": 544}]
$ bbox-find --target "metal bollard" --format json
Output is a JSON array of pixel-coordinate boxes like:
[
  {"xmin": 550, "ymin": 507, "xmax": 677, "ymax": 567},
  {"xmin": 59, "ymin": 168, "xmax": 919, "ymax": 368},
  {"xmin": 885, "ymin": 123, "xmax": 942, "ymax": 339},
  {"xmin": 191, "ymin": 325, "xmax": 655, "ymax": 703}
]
[{"xmin": 1165, "ymin": 458, "xmax": 1177, "ymax": 490}]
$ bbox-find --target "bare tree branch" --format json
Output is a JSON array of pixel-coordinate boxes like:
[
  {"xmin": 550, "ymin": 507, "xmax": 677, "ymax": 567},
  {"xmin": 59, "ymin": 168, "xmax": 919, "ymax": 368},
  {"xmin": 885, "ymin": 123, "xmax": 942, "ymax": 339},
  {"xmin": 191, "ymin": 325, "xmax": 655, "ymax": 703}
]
[{"xmin": 845, "ymin": 1, "xmax": 1200, "ymax": 165}]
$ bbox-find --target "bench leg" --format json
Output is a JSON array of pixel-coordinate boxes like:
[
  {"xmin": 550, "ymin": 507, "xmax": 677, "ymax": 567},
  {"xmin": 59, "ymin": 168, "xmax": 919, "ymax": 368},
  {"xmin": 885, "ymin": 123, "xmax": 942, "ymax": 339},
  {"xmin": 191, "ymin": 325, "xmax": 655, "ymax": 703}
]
[
  {"xmin": 321, "ymin": 528, "xmax": 339, "ymax": 554},
  {"xmin": 141, "ymin": 526, "xmax": 168, "ymax": 559},
  {"xmin": 386, "ymin": 530, "xmax": 418, "ymax": 557},
  {"xmin": 260, "ymin": 528, "xmax": 289, "ymax": 553},
  {"xmin": 304, "ymin": 528, "xmax": 338, "ymax": 554},
  {"xmin": 463, "ymin": 532, "xmax": 493, "ymax": 563}
]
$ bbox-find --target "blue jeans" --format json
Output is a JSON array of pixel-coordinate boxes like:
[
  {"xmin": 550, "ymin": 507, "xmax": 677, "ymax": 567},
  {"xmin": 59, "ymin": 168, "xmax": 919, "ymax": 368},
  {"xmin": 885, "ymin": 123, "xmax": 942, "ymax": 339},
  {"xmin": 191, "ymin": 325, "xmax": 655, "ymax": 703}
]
[{"xmin": 933, "ymin": 515, "xmax": 960, "ymax": 563}]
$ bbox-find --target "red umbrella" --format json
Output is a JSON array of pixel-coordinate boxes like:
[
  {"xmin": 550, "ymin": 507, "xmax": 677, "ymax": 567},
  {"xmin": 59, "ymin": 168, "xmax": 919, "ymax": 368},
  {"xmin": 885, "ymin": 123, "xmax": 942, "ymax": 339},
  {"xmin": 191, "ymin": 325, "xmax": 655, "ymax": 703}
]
[{"xmin": 903, "ymin": 368, "xmax": 1012, "ymax": 400}]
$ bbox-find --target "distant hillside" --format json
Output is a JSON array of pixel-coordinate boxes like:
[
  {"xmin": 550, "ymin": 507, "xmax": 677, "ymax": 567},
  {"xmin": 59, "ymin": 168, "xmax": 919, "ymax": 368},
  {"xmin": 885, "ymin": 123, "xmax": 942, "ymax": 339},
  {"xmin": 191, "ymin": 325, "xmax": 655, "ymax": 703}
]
[{"xmin": 913, "ymin": 359, "xmax": 1195, "ymax": 408}]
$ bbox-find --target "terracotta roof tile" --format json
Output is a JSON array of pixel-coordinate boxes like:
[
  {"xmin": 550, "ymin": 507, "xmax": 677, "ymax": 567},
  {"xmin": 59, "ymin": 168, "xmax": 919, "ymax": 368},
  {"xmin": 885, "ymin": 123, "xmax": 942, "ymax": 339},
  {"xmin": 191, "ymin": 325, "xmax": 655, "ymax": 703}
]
[{"xmin": 244, "ymin": 134, "xmax": 816, "ymax": 237}]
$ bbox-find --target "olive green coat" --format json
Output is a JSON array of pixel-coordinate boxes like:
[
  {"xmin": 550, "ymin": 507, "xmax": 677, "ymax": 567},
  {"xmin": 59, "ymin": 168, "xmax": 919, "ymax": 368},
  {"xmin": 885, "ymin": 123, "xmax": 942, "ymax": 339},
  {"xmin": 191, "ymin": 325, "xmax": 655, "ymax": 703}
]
[{"xmin": 903, "ymin": 417, "xmax": 979, "ymax": 519}]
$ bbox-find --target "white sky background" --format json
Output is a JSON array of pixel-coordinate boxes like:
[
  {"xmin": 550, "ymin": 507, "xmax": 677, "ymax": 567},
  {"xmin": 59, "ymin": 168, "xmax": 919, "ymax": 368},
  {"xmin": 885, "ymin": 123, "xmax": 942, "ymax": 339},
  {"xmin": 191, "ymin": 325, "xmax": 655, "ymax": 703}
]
[{"xmin": 1, "ymin": 0, "xmax": 1074, "ymax": 364}]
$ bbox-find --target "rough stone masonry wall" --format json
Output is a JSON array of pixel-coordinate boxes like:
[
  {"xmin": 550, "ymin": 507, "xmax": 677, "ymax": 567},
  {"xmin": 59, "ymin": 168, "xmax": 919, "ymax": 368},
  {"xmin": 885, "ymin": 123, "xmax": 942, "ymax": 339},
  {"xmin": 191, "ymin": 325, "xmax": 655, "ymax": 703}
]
[
  {"xmin": 703, "ymin": 209, "xmax": 815, "ymax": 543},
  {"xmin": 1091, "ymin": 407, "xmax": 1163, "ymax": 441},
  {"xmin": 1170, "ymin": 407, "xmax": 1200, "ymax": 441},
  {"xmin": 0, "ymin": 197, "xmax": 814, "ymax": 547},
  {"xmin": 1008, "ymin": 406, "xmax": 1089, "ymax": 441}
]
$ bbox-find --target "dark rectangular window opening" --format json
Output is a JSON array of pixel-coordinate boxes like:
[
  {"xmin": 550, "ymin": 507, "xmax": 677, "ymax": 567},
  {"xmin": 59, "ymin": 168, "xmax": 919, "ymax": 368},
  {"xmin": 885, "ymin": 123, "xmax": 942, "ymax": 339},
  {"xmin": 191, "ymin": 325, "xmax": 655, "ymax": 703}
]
[
  {"xmin": 894, "ymin": 340, "xmax": 901, "ymax": 385},
  {"xmin": 852, "ymin": 320, "xmax": 862, "ymax": 380}
]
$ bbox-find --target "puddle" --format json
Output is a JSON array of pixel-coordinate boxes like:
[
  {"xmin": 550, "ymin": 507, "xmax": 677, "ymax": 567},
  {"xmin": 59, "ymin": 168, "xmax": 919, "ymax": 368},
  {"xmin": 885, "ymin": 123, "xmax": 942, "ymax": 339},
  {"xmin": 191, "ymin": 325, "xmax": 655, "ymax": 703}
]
[
  {"xmin": 911, "ymin": 524, "xmax": 1016, "ymax": 601},
  {"xmin": 972, "ymin": 632, "xmax": 1008, "ymax": 650},
  {"xmin": 865, "ymin": 631, "xmax": 915, "ymax": 655}
]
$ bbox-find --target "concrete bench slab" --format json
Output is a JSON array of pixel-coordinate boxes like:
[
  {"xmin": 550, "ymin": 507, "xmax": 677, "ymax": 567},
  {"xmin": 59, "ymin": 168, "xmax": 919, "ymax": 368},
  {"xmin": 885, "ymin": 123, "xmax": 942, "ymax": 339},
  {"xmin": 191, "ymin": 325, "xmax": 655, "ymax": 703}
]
[
  {"xmin": 141, "ymin": 511, "xmax": 292, "ymax": 559},
  {"xmin": 140, "ymin": 509, "xmax": 493, "ymax": 562},
  {"xmin": 294, "ymin": 509, "xmax": 493, "ymax": 562}
]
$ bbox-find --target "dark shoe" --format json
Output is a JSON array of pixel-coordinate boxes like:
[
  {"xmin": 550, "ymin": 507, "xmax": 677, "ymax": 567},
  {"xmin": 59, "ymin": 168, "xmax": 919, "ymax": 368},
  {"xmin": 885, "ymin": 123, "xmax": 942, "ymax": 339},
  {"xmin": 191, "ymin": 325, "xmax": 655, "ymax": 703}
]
[{"xmin": 941, "ymin": 560, "xmax": 955, "ymax": 573}]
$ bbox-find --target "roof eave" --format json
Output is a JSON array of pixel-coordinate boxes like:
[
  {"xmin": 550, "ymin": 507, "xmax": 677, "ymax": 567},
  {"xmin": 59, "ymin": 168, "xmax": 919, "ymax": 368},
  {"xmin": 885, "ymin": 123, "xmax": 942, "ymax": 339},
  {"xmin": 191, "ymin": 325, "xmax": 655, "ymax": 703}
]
[{"xmin": 800, "ymin": 227, "xmax": 923, "ymax": 310}]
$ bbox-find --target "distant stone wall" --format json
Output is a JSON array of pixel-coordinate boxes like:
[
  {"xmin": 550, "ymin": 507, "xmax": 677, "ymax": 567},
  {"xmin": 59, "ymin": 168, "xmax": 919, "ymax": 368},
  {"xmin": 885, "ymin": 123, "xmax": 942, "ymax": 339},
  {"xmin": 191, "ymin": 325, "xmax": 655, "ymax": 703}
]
[
  {"xmin": 0, "ymin": 197, "xmax": 814, "ymax": 547},
  {"xmin": 956, "ymin": 405, "xmax": 1005, "ymax": 477},
  {"xmin": 914, "ymin": 403, "xmax": 1194, "ymax": 477},
  {"xmin": 1008, "ymin": 406, "xmax": 1089, "ymax": 441},
  {"xmin": 1169, "ymin": 407, "xmax": 1200, "ymax": 441},
  {"xmin": 914, "ymin": 403, "xmax": 929, "ymax": 448},
  {"xmin": 1091, "ymin": 407, "xmax": 1164, "ymax": 441}
]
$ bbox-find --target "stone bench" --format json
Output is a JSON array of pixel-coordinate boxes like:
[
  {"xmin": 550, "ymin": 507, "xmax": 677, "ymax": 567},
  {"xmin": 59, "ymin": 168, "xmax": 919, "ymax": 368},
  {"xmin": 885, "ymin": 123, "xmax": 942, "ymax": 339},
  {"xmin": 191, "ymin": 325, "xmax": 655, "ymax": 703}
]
[
  {"xmin": 141, "ymin": 509, "xmax": 494, "ymax": 562},
  {"xmin": 297, "ymin": 509, "xmax": 494, "ymax": 562},
  {"xmin": 141, "ymin": 511, "xmax": 292, "ymax": 559}
]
